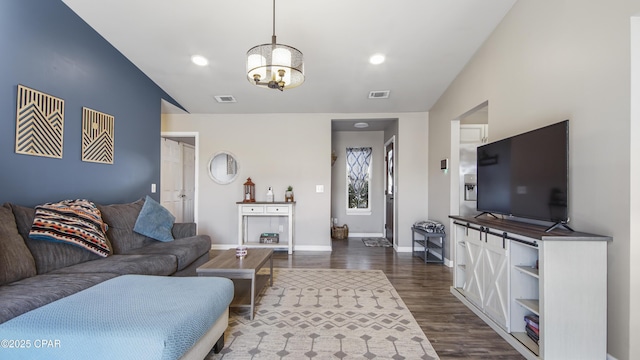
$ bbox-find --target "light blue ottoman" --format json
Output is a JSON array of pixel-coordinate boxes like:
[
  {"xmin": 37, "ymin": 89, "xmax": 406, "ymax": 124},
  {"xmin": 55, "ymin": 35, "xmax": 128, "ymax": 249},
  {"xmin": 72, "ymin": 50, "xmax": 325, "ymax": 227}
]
[{"xmin": 0, "ymin": 275, "xmax": 234, "ymax": 360}]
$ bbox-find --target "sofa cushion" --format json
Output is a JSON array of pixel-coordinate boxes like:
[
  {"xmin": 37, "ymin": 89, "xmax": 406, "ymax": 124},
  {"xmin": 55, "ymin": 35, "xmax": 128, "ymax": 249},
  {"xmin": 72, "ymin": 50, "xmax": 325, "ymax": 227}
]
[
  {"xmin": 49, "ymin": 254, "xmax": 178, "ymax": 276},
  {"xmin": 10, "ymin": 204, "xmax": 103, "ymax": 274},
  {"xmin": 0, "ymin": 272, "xmax": 118, "ymax": 324},
  {"xmin": 30, "ymin": 199, "xmax": 111, "ymax": 257},
  {"xmin": 0, "ymin": 204, "xmax": 36, "ymax": 285},
  {"xmin": 123, "ymin": 235, "xmax": 211, "ymax": 271},
  {"xmin": 97, "ymin": 199, "xmax": 156, "ymax": 254},
  {"xmin": 171, "ymin": 222, "xmax": 196, "ymax": 239},
  {"xmin": 133, "ymin": 196, "xmax": 175, "ymax": 242}
]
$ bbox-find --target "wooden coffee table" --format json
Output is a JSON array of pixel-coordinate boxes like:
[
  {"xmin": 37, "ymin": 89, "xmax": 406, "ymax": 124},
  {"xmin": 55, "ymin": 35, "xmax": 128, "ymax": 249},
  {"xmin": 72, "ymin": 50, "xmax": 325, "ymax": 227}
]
[{"xmin": 196, "ymin": 248, "xmax": 273, "ymax": 320}]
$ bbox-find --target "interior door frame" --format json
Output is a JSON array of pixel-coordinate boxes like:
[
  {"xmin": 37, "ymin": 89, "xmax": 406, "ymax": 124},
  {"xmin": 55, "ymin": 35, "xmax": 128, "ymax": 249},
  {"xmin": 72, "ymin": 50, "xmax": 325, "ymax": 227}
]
[
  {"xmin": 384, "ymin": 136, "xmax": 396, "ymax": 248},
  {"xmin": 161, "ymin": 131, "xmax": 199, "ymax": 227}
]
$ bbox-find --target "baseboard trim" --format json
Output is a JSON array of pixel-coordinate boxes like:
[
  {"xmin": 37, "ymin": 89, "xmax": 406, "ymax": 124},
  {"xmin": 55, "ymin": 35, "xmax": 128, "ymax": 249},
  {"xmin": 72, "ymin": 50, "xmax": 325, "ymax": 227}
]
[
  {"xmin": 349, "ymin": 232, "xmax": 384, "ymax": 238},
  {"xmin": 294, "ymin": 245, "xmax": 332, "ymax": 252}
]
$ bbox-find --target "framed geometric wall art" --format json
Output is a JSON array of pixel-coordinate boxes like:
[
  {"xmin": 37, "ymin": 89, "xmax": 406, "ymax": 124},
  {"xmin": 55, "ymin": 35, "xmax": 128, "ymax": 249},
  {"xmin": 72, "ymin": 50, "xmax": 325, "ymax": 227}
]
[
  {"xmin": 81, "ymin": 107, "xmax": 114, "ymax": 164},
  {"xmin": 15, "ymin": 85, "xmax": 65, "ymax": 158}
]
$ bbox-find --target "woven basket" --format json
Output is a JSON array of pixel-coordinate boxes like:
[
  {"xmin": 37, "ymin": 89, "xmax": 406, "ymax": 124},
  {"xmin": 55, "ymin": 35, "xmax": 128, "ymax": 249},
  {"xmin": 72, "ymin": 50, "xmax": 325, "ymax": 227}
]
[{"xmin": 331, "ymin": 224, "xmax": 349, "ymax": 240}]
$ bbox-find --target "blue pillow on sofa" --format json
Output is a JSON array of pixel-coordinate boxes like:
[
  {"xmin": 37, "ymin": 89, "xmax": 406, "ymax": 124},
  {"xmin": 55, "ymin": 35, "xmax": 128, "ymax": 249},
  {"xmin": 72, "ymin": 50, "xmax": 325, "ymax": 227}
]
[{"xmin": 133, "ymin": 196, "xmax": 175, "ymax": 242}]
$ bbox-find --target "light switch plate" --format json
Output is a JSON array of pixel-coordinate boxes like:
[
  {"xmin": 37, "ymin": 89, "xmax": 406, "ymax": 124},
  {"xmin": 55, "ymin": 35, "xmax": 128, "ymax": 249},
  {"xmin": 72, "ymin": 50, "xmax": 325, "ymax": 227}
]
[{"xmin": 316, "ymin": 185, "xmax": 324, "ymax": 193}]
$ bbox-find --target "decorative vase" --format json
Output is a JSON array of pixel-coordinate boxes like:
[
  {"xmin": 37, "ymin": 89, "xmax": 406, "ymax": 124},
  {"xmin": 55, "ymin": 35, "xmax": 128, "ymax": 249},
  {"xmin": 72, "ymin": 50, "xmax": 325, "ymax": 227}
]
[{"xmin": 266, "ymin": 187, "xmax": 274, "ymax": 202}]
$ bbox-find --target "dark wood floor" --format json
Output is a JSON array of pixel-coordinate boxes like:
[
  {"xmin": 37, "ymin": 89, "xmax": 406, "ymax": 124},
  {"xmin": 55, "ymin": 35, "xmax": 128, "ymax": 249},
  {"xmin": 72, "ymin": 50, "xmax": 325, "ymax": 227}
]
[{"xmin": 270, "ymin": 238, "xmax": 525, "ymax": 360}]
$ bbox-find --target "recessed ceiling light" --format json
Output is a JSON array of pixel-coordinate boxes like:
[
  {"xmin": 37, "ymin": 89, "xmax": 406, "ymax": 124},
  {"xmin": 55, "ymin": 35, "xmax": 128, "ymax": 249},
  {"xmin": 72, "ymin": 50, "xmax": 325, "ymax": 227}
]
[
  {"xmin": 369, "ymin": 54, "xmax": 385, "ymax": 65},
  {"xmin": 354, "ymin": 122, "xmax": 369, "ymax": 128},
  {"xmin": 191, "ymin": 55, "xmax": 209, "ymax": 66}
]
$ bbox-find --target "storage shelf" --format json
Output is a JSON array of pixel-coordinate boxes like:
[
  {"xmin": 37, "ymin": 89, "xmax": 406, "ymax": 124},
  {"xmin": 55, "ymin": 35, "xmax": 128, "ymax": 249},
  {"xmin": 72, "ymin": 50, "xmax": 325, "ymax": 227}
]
[
  {"xmin": 514, "ymin": 265, "xmax": 539, "ymax": 278},
  {"xmin": 411, "ymin": 227, "xmax": 445, "ymax": 264},
  {"xmin": 414, "ymin": 238, "xmax": 444, "ymax": 249},
  {"xmin": 451, "ymin": 217, "xmax": 609, "ymax": 359},
  {"xmin": 512, "ymin": 332, "xmax": 540, "ymax": 356},
  {"xmin": 515, "ymin": 298, "xmax": 540, "ymax": 315},
  {"xmin": 414, "ymin": 250, "xmax": 443, "ymax": 263},
  {"xmin": 427, "ymin": 238, "xmax": 443, "ymax": 248},
  {"xmin": 230, "ymin": 274, "xmax": 271, "ymax": 307}
]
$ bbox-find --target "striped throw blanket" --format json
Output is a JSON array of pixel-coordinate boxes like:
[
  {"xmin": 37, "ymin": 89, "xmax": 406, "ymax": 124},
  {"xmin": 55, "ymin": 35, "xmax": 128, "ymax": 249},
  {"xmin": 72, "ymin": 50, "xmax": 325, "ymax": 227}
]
[{"xmin": 29, "ymin": 199, "xmax": 111, "ymax": 257}]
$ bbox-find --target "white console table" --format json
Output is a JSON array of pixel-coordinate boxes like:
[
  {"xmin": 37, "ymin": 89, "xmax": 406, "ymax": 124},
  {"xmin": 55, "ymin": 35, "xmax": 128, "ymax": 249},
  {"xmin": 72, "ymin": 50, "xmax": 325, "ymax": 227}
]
[{"xmin": 237, "ymin": 202, "xmax": 294, "ymax": 254}]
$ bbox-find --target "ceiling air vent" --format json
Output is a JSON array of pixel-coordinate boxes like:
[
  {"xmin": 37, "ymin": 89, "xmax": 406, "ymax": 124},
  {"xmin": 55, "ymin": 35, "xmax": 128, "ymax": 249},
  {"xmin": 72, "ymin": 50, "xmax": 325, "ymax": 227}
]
[
  {"xmin": 214, "ymin": 95, "xmax": 237, "ymax": 103},
  {"xmin": 368, "ymin": 90, "xmax": 390, "ymax": 99}
]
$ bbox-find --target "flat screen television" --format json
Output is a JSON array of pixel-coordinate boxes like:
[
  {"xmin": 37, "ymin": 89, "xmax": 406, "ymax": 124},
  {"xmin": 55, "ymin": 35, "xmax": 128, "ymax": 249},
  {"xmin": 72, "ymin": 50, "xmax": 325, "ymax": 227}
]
[{"xmin": 476, "ymin": 120, "xmax": 570, "ymax": 231}]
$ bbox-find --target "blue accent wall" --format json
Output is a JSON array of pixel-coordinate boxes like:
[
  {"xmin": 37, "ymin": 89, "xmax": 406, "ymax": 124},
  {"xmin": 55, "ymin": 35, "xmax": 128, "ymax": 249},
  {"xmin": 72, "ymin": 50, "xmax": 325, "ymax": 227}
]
[{"xmin": 0, "ymin": 0, "xmax": 183, "ymax": 207}]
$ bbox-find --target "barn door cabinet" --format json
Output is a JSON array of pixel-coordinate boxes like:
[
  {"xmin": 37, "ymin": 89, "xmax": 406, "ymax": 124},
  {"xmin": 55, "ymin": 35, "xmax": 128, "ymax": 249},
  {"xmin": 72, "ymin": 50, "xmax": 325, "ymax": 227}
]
[{"xmin": 450, "ymin": 215, "xmax": 611, "ymax": 360}]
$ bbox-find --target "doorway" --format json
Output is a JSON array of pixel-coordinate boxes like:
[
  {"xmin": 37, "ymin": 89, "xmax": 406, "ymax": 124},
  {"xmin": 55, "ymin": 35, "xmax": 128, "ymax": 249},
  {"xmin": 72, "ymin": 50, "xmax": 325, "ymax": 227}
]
[
  {"xmin": 330, "ymin": 119, "xmax": 397, "ymax": 241},
  {"xmin": 384, "ymin": 137, "xmax": 395, "ymax": 245},
  {"xmin": 160, "ymin": 133, "xmax": 198, "ymax": 223}
]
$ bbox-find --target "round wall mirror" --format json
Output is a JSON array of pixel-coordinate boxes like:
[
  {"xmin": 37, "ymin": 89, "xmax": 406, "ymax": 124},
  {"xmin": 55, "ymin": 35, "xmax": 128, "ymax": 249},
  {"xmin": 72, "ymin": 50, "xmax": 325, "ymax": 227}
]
[{"xmin": 208, "ymin": 151, "xmax": 239, "ymax": 185}]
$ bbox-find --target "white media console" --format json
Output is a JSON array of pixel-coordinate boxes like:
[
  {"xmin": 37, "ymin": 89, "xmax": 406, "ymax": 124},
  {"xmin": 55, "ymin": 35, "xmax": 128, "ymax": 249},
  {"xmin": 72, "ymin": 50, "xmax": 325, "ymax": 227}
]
[{"xmin": 449, "ymin": 215, "xmax": 611, "ymax": 360}]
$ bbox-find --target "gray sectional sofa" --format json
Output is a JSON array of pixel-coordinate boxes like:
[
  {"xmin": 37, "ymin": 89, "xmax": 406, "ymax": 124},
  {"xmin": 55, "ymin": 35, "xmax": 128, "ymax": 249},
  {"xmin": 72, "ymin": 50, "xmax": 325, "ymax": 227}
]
[{"xmin": 0, "ymin": 198, "xmax": 233, "ymax": 359}]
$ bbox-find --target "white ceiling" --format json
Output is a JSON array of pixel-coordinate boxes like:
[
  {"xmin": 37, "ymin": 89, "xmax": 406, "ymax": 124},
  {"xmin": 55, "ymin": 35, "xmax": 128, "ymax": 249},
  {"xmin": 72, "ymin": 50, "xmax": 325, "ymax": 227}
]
[{"xmin": 61, "ymin": 0, "xmax": 516, "ymax": 115}]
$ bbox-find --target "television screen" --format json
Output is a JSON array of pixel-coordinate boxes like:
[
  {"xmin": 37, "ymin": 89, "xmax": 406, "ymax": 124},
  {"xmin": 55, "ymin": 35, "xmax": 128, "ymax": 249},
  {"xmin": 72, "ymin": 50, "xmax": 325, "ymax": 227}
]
[{"xmin": 476, "ymin": 120, "xmax": 569, "ymax": 223}]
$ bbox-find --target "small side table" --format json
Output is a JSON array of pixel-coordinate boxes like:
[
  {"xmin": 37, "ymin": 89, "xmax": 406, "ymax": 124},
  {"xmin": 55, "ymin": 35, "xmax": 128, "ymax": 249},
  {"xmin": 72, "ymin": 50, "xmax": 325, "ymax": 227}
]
[{"xmin": 411, "ymin": 226, "xmax": 445, "ymax": 264}]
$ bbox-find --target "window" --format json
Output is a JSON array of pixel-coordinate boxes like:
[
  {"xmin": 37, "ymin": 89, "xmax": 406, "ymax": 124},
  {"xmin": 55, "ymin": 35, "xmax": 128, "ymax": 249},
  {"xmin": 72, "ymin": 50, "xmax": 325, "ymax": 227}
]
[{"xmin": 346, "ymin": 147, "xmax": 372, "ymax": 213}]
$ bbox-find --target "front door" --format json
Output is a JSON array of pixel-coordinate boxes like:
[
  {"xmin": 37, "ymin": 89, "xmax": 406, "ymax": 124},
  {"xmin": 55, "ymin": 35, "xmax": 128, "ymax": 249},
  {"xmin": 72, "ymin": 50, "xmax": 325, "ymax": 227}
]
[{"xmin": 385, "ymin": 140, "xmax": 394, "ymax": 244}]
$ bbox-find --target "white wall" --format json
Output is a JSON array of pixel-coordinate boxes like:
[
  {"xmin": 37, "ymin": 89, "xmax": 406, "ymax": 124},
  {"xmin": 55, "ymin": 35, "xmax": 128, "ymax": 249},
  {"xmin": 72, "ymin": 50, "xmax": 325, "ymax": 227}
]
[
  {"xmin": 630, "ymin": 15, "xmax": 640, "ymax": 360},
  {"xmin": 396, "ymin": 113, "xmax": 430, "ymax": 250},
  {"xmin": 331, "ymin": 131, "xmax": 385, "ymax": 235},
  {"xmin": 428, "ymin": 0, "xmax": 639, "ymax": 358},
  {"xmin": 162, "ymin": 112, "xmax": 429, "ymax": 253},
  {"xmin": 162, "ymin": 113, "xmax": 332, "ymax": 251}
]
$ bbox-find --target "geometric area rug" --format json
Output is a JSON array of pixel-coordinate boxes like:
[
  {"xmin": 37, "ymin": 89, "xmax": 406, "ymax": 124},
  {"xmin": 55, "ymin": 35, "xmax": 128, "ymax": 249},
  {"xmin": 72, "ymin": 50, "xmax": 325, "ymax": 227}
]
[{"xmin": 208, "ymin": 268, "xmax": 439, "ymax": 359}]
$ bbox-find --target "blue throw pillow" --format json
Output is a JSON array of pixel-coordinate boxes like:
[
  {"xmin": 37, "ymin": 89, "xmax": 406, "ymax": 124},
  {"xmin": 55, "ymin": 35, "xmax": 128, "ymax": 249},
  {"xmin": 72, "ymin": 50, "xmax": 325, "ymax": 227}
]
[{"xmin": 133, "ymin": 196, "xmax": 175, "ymax": 242}]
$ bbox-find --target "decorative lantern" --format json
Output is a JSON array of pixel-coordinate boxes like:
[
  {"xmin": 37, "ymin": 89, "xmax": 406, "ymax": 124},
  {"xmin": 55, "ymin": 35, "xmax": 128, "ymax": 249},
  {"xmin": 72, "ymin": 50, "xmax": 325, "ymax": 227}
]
[{"xmin": 243, "ymin": 178, "xmax": 256, "ymax": 203}]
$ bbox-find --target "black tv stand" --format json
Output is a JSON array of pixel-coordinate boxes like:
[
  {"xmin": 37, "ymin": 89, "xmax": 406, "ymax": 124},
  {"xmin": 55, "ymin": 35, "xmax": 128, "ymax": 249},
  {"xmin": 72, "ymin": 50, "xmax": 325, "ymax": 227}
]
[
  {"xmin": 545, "ymin": 221, "xmax": 574, "ymax": 232},
  {"xmin": 475, "ymin": 212, "xmax": 499, "ymax": 219}
]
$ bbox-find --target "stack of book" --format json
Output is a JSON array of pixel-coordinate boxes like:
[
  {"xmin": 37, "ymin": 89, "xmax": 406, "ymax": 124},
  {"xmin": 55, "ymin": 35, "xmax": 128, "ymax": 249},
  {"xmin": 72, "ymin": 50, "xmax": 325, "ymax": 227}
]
[{"xmin": 524, "ymin": 314, "xmax": 540, "ymax": 344}]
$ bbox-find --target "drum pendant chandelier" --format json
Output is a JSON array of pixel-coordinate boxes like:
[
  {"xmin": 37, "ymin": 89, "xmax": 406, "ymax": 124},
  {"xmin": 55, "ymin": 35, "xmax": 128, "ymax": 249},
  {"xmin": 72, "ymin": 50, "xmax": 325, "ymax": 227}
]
[{"xmin": 246, "ymin": 0, "xmax": 304, "ymax": 91}]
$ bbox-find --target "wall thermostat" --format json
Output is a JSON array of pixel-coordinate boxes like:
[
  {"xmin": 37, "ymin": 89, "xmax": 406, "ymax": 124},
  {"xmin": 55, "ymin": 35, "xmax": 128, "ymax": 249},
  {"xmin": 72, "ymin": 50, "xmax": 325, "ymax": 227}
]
[{"xmin": 440, "ymin": 158, "xmax": 449, "ymax": 171}]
